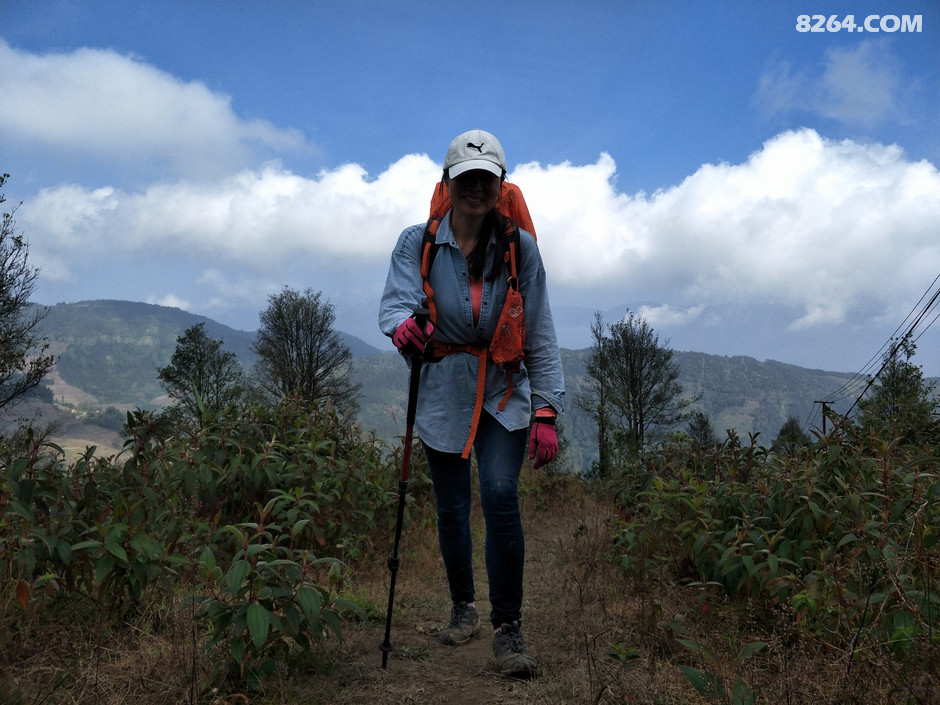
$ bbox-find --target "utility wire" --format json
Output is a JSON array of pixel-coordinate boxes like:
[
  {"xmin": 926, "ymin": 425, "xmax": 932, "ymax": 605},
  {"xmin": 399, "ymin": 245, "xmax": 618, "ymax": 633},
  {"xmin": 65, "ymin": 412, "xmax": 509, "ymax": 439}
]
[
  {"xmin": 844, "ymin": 277, "xmax": 940, "ymax": 417},
  {"xmin": 819, "ymin": 272, "xmax": 940, "ymax": 414},
  {"xmin": 912, "ymin": 307, "xmax": 940, "ymax": 346},
  {"xmin": 824, "ymin": 272, "xmax": 940, "ymax": 402}
]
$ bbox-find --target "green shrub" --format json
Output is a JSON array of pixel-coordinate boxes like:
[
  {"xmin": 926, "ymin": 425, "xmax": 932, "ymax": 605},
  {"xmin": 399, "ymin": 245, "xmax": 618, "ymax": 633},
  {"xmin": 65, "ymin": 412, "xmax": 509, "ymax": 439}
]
[
  {"xmin": 613, "ymin": 421, "xmax": 940, "ymax": 655},
  {"xmin": 0, "ymin": 396, "xmax": 411, "ymax": 692}
]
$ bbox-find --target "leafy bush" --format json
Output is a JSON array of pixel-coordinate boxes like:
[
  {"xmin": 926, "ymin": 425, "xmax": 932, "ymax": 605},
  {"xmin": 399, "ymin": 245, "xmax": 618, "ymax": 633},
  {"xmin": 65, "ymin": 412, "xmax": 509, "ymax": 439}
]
[
  {"xmin": 613, "ymin": 421, "xmax": 940, "ymax": 659},
  {"xmin": 197, "ymin": 494, "xmax": 363, "ymax": 689},
  {"xmin": 0, "ymin": 397, "xmax": 415, "ymax": 692}
]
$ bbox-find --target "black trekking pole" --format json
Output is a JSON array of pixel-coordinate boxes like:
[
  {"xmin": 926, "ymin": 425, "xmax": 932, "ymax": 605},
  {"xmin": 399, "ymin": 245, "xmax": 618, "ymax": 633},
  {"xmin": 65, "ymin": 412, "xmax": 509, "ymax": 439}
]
[{"xmin": 380, "ymin": 308, "xmax": 429, "ymax": 669}]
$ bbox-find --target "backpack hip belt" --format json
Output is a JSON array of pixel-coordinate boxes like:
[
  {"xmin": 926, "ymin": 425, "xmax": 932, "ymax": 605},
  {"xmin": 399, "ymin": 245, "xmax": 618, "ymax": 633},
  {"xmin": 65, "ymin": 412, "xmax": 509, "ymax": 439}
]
[{"xmin": 424, "ymin": 340, "xmax": 515, "ymax": 459}]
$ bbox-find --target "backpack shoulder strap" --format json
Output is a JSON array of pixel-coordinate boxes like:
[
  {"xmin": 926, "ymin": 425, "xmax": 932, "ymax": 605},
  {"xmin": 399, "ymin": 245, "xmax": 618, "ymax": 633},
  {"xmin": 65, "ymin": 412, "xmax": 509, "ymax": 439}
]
[
  {"xmin": 421, "ymin": 218, "xmax": 442, "ymax": 326},
  {"xmin": 501, "ymin": 218, "xmax": 520, "ymax": 290}
]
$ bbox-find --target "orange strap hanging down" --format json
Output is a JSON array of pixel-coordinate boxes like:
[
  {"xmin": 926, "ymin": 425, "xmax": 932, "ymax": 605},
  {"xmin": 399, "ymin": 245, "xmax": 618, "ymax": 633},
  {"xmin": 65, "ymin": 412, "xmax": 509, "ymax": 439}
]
[{"xmin": 427, "ymin": 341, "xmax": 513, "ymax": 459}]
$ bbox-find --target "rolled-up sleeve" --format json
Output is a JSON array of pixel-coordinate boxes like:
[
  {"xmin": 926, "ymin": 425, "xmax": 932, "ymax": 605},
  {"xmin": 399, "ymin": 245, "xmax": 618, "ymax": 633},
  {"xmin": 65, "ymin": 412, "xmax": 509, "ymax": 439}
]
[{"xmin": 378, "ymin": 224, "xmax": 427, "ymax": 338}]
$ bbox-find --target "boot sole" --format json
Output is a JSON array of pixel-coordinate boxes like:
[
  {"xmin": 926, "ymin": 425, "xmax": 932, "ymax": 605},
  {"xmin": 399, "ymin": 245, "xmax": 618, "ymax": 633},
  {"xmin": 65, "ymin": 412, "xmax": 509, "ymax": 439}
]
[{"xmin": 438, "ymin": 624, "xmax": 481, "ymax": 646}]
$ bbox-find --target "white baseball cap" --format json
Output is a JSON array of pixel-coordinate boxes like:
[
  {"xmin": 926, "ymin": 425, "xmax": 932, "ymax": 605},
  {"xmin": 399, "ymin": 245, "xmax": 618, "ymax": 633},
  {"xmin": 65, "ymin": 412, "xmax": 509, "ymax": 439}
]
[{"xmin": 443, "ymin": 129, "xmax": 507, "ymax": 179}]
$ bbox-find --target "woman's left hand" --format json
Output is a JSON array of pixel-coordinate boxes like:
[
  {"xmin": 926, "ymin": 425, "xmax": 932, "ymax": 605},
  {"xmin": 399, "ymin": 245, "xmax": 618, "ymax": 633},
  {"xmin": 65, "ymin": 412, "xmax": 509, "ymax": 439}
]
[{"xmin": 528, "ymin": 417, "xmax": 558, "ymax": 469}]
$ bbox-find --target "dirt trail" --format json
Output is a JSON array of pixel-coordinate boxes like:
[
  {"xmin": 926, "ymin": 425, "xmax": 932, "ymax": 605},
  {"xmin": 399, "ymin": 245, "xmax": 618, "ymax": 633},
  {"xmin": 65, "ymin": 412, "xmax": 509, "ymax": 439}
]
[{"xmin": 305, "ymin": 485, "xmax": 617, "ymax": 705}]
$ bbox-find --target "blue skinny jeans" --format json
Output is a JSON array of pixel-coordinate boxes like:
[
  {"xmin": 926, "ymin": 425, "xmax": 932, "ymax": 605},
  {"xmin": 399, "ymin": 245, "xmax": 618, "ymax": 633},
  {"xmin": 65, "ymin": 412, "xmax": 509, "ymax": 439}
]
[{"xmin": 423, "ymin": 411, "xmax": 528, "ymax": 629}]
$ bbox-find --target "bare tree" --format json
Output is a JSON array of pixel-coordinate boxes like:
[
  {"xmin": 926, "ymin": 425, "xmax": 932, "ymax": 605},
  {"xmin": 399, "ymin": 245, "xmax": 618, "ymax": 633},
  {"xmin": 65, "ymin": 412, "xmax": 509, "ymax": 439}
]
[
  {"xmin": 252, "ymin": 287, "xmax": 360, "ymax": 416},
  {"xmin": 0, "ymin": 174, "xmax": 54, "ymax": 415}
]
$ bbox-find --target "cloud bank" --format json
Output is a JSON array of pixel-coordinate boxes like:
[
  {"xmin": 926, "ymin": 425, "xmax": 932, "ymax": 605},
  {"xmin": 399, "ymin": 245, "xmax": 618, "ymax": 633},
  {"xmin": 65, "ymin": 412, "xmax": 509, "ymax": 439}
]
[
  {"xmin": 3, "ymin": 39, "xmax": 938, "ymax": 372},
  {"xmin": 23, "ymin": 129, "xmax": 940, "ymax": 341},
  {"xmin": 0, "ymin": 39, "xmax": 306, "ymax": 178}
]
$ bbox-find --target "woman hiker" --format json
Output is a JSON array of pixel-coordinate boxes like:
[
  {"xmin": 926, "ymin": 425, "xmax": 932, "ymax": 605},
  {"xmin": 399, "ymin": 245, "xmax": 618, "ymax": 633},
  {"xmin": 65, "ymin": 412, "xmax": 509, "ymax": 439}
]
[{"xmin": 378, "ymin": 128, "xmax": 565, "ymax": 678}]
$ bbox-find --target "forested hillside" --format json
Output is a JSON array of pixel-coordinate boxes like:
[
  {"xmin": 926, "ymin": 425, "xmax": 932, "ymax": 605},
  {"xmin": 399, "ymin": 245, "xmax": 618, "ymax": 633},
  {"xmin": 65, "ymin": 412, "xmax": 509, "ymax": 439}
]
[
  {"xmin": 31, "ymin": 300, "xmax": 875, "ymax": 471},
  {"xmin": 40, "ymin": 300, "xmax": 377, "ymax": 405}
]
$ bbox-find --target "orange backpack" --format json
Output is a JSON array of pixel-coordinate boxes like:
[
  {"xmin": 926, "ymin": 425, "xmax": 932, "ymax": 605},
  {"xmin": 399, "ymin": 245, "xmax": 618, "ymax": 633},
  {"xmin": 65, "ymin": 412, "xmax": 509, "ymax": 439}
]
[
  {"xmin": 428, "ymin": 180, "xmax": 536, "ymax": 239},
  {"xmin": 420, "ymin": 179, "xmax": 536, "ymax": 458}
]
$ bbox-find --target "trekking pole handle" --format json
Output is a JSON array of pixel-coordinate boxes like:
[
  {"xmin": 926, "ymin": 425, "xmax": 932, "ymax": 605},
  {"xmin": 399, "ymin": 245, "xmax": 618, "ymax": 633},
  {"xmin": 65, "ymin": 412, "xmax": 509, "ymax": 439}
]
[
  {"xmin": 413, "ymin": 307, "xmax": 429, "ymax": 332},
  {"xmin": 412, "ymin": 307, "xmax": 430, "ymax": 360}
]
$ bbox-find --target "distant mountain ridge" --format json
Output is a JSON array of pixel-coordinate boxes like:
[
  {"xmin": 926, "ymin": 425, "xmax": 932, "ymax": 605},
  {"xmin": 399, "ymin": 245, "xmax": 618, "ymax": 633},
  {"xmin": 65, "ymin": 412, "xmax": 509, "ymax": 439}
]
[
  {"xmin": 35, "ymin": 300, "xmax": 871, "ymax": 470},
  {"xmin": 40, "ymin": 300, "xmax": 380, "ymax": 406}
]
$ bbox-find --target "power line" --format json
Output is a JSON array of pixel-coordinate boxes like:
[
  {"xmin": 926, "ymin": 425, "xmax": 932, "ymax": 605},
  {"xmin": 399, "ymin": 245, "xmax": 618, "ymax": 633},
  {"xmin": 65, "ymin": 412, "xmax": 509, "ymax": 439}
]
[{"xmin": 820, "ymin": 272, "xmax": 940, "ymax": 413}]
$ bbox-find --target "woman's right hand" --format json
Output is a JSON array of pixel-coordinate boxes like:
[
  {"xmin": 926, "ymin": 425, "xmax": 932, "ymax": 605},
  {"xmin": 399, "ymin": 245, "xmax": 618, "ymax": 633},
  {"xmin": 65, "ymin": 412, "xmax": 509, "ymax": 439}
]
[{"xmin": 392, "ymin": 316, "xmax": 434, "ymax": 356}]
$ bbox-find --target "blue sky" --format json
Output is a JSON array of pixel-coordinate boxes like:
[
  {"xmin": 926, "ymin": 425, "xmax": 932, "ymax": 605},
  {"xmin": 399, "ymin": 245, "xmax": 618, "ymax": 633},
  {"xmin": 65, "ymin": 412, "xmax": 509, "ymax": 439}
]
[{"xmin": 2, "ymin": 0, "xmax": 939, "ymax": 378}]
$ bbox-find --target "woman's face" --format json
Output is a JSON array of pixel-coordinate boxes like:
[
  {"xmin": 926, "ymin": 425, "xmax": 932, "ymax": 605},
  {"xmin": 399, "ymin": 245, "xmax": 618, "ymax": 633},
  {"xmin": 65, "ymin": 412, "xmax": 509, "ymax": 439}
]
[{"xmin": 447, "ymin": 169, "xmax": 501, "ymax": 219}]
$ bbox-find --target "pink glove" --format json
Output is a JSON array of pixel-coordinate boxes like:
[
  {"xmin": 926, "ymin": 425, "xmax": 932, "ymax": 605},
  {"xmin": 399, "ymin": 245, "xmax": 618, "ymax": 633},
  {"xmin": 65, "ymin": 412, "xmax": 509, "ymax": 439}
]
[
  {"xmin": 392, "ymin": 316, "xmax": 434, "ymax": 356},
  {"xmin": 528, "ymin": 416, "xmax": 558, "ymax": 469}
]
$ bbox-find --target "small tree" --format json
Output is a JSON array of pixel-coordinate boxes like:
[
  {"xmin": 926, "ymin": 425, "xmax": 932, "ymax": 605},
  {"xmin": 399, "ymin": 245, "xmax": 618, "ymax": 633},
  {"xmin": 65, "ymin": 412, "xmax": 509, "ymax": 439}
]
[
  {"xmin": 253, "ymin": 287, "xmax": 360, "ymax": 416},
  {"xmin": 596, "ymin": 310, "xmax": 696, "ymax": 455},
  {"xmin": 856, "ymin": 337, "xmax": 938, "ymax": 447},
  {"xmin": 0, "ymin": 174, "xmax": 54, "ymax": 416},
  {"xmin": 578, "ymin": 312, "xmax": 613, "ymax": 478},
  {"xmin": 157, "ymin": 323, "xmax": 246, "ymax": 434},
  {"xmin": 773, "ymin": 415, "xmax": 811, "ymax": 454},
  {"xmin": 687, "ymin": 410, "xmax": 718, "ymax": 449}
]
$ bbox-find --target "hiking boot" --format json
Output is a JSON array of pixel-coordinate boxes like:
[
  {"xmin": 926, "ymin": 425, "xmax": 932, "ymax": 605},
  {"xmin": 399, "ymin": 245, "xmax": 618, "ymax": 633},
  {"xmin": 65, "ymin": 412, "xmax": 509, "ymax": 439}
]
[
  {"xmin": 438, "ymin": 601, "xmax": 480, "ymax": 646},
  {"xmin": 492, "ymin": 622, "xmax": 540, "ymax": 678}
]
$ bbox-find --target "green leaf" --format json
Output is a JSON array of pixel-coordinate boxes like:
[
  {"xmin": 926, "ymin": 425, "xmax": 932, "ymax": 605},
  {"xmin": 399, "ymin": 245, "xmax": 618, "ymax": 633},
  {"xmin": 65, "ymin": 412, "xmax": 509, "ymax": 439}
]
[
  {"xmin": 767, "ymin": 553, "xmax": 779, "ymax": 575},
  {"xmin": 225, "ymin": 559, "xmax": 251, "ymax": 595},
  {"xmin": 807, "ymin": 500, "xmax": 822, "ymax": 523},
  {"xmin": 105, "ymin": 540, "xmax": 129, "ymax": 564},
  {"xmin": 328, "ymin": 561, "xmax": 342, "ymax": 584},
  {"xmin": 680, "ymin": 665, "xmax": 725, "ymax": 699},
  {"xmin": 283, "ymin": 604, "xmax": 301, "ymax": 636},
  {"xmin": 333, "ymin": 598, "xmax": 366, "ymax": 621},
  {"xmin": 95, "ymin": 555, "xmax": 116, "ymax": 585},
  {"xmin": 836, "ymin": 533, "xmax": 859, "ymax": 549},
  {"xmin": 70, "ymin": 540, "xmax": 103, "ymax": 552},
  {"xmin": 321, "ymin": 608, "xmax": 343, "ymax": 640},
  {"xmin": 246, "ymin": 543, "xmax": 269, "ymax": 558},
  {"xmin": 732, "ymin": 680, "xmax": 757, "ymax": 705},
  {"xmin": 736, "ymin": 641, "xmax": 767, "ymax": 661},
  {"xmin": 296, "ymin": 586, "xmax": 322, "ymax": 624},
  {"xmin": 129, "ymin": 534, "xmax": 163, "ymax": 557},
  {"xmin": 230, "ymin": 638, "xmax": 245, "ymax": 665},
  {"xmin": 199, "ymin": 547, "xmax": 217, "ymax": 571},
  {"xmin": 677, "ymin": 638, "xmax": 717, "ymax": 665},
  {"xmin": 247, "ymin": 602, "xmax": 270, "ymax": 651}
]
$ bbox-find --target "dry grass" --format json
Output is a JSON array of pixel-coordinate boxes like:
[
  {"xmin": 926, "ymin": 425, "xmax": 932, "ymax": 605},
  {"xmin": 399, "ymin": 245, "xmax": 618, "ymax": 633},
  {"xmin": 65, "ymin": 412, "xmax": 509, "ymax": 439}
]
[{"xmin": 1, "ymin": 468, "xmax": 936, "ymax": 704}]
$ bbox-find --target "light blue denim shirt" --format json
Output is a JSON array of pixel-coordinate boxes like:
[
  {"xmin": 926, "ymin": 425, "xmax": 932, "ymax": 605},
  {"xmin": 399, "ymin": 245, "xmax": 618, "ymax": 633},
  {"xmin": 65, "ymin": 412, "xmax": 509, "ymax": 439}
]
[{"xmin": 379, "ymin": 212, "xmax": 566, "ymax": 454}]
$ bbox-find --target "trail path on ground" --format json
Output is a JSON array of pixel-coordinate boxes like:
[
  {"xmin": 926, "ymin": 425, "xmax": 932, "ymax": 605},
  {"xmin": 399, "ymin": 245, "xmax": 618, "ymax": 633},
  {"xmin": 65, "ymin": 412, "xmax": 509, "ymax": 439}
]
[{"xmin": 307, "ymin": 489, "xmax": 617, "ymax": 705}]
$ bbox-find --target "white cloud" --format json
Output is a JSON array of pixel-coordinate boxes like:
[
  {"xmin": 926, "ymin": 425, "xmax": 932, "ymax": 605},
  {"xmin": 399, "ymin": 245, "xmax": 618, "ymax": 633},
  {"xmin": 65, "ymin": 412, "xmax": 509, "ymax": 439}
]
[
  {"xmin": 146, "ymin": 293, "xmax": 191, "ymax": 311},
  {"xmin": 0, "ymin": 39, "xmax": 306, "ymax": 177},
  {"xmin": 637, "ymin": 304, "xmax": 704, "ymax": 328},
  {"xmin": 756, "ymin": 40, "xmax": 905, "ymax": 128},
  {"xmin": 20, "ymin": 129, "xmax": 940, "ymax": 346},
  {"xmin": 653, "ymin": 131, "xmax": 937, "ymax": 327},
  {"xmin": 26, "ymin": 156, "xmax": 441, "ymax": 272}
]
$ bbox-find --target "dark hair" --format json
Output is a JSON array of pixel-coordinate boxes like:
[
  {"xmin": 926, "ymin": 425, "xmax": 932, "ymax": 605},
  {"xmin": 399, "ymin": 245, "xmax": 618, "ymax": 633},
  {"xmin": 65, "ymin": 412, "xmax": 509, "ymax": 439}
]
[
  {"xmin": 441, "ymin": 171, "xmax": 507, "ymax": 279},
  {"xmin": 467, "ymin": 209, "xmax": 508, "ymax": 280}
]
